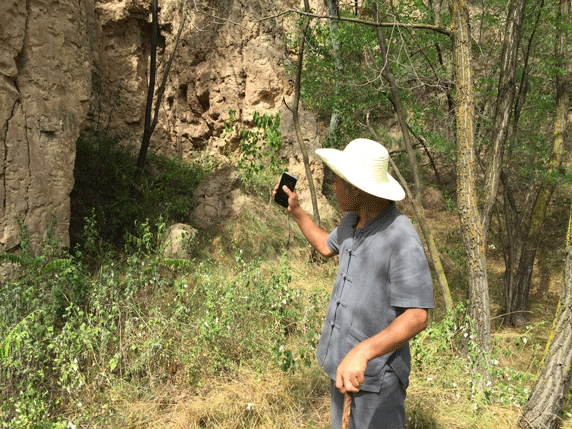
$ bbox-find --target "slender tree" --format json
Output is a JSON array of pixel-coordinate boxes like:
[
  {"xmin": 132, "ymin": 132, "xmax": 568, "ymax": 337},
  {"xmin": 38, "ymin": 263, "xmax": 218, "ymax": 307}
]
[
  {"xmin": 134, "ymin": 0, "xmax": 188, "ymax": 186},
  {"xmin": 504, "ymin": 0, "xmax": 567, "ymax": 327},
  {"xmin": 448, "ymin": 0, "xmax": 492, "ymax": 392},
  {"xmin": 323, "ymin": 0, "xmax": 343, "ymax": 145},
  {"xmin": 481, "ymin": 0, "xmax": 527, "ymax": 243},
  {"xmin": 288, "ymin": 0, "xmax": 321, "ymax": 226}
]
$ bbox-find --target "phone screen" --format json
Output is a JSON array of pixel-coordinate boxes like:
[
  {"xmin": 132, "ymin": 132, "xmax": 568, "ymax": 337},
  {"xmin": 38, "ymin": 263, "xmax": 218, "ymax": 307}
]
[{"xmin": 274, "ymin": 172, "xmax": 297, "ymax": 208}]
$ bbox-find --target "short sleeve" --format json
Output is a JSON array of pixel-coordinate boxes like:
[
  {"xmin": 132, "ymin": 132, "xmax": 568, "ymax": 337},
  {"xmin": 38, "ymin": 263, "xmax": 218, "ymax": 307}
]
[
  {"xmin": 389, "ymin": 226, "xmax": 434, "ymax": 309},
  {"xmin": 326, "ymin": 227, "xmax": 340, "ymax": 254}
]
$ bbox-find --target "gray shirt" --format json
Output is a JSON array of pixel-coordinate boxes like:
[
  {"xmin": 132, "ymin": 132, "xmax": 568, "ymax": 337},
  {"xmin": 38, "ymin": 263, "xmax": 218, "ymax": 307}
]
[{"xmin": 316, "ymin": 203, "xmax": 434, "ymax": 392}]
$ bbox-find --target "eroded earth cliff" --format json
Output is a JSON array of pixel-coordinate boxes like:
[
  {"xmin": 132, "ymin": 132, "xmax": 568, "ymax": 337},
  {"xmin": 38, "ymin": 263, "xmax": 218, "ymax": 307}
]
[{"xmin": 1, "ymin": 0, "xmax": 329, "ymax": 255}]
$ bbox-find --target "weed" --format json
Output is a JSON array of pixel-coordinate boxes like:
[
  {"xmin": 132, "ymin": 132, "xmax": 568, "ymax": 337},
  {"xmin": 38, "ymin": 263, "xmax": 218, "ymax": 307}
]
[{"xmin": 223, "ymin": 110, "xmax": 286, "ymax": 200}]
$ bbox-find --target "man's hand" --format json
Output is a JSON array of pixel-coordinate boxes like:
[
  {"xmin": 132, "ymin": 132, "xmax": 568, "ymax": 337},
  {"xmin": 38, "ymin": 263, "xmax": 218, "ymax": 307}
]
[
  {"xmin": 335, "ymin": 345, "xmax": 369, "ymax": 394},
  {"xmin": 273, "ymin": 184, "xmax": 300, "ymax": 213}
]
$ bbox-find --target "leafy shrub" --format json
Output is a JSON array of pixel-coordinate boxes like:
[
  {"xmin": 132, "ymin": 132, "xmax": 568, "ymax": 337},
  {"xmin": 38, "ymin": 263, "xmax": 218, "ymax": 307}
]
[
  {"xmin": 411, "ymin": 303, "xmax": 543, "ymax": 408},
  {"xmin": 70, "ymin": 131, "xmax": 209, "ymax": 254},
  {"xmin": 0, "ymin": 226, "xmax": 93, "ymax": 428},
  {"xmin": 223, "ymin": 110, "xmax": 286, "ymax": 199},
  {"xmin": 178, "ymin": 251, "xmax": 322, "ymax": 383}
]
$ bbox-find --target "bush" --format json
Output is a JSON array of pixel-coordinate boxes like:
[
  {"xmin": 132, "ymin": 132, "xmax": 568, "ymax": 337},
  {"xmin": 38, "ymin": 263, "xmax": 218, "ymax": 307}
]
[{"xmin": 70, "ymin": 131, "xmax": 209, "ymax": 254}]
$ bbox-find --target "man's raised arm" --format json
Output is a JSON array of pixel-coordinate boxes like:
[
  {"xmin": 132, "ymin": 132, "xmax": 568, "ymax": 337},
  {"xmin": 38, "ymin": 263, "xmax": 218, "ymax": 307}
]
[{"xmin": 273, "ymin": 184, "xmax": 334, "ymax": 258}]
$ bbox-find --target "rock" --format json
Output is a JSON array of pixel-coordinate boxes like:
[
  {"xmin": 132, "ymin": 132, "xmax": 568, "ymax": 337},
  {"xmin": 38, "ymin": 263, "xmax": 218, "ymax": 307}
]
[
  {"xmin": 162, "ymin": 223, "xmax": 198, "ymax": 259},
  {"xmin": 191, "ymin": 167, "xmax": 259, "ymax": 227}
]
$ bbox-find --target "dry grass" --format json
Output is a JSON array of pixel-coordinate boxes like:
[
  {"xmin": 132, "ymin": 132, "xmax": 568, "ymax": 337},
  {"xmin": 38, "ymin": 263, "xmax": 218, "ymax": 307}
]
[{"xmin": 94, "ymin": 366, "xmax": 331, "ymax": 429}]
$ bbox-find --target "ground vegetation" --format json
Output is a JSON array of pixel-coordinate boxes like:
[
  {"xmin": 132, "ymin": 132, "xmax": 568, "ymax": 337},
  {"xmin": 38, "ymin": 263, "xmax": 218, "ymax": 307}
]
[{"xmin": 0, "ymin": 131, "xmax": 569, "ymax": 428}]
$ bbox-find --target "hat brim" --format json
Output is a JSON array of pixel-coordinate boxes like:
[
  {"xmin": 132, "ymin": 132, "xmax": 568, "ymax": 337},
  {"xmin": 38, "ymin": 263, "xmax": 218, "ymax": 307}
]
[{"xmin": 316, "ymin": 148, "xmax": 405, "ymax": 201}]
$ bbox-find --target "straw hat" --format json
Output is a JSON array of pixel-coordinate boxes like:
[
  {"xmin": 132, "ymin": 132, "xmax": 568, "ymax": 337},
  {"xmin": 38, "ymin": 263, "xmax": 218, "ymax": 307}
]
[{"xmin": 315, "ymin": 138, "xmax": 405, "ymax": 201}]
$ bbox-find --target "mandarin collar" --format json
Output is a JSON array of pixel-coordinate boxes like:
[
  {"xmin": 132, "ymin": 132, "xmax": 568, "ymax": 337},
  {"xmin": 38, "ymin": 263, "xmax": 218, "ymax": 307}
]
[{"xmin": 352, "ymin": 202, "xmax": 396, "ymax": 231}]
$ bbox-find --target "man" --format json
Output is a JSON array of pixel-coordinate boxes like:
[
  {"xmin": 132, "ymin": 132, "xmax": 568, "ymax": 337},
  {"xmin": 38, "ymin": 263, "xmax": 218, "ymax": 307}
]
[{"xmin": 274, "ymin": 138, "xmax": 434, "ymax": 429}]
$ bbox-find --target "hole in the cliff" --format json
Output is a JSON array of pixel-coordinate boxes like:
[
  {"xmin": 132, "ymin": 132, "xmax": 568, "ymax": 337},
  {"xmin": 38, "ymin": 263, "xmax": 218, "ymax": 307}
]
[
  {"xmin": 41, "ymin": 130, "xmax": 57, "ymax": 140},
  {"xmin": 178, "ymin": 85, "xmax": 188, "ymax": 105},
  {"xmin": 198, "ymin": 91, "xmax": 210, "ymax": 112}
]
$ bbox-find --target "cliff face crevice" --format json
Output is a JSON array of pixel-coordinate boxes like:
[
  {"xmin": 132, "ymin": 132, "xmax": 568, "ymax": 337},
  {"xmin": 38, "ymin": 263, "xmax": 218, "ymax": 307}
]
[{"xmin": 1, "ymin": 0, "xmax": 327, "ymax": 255}]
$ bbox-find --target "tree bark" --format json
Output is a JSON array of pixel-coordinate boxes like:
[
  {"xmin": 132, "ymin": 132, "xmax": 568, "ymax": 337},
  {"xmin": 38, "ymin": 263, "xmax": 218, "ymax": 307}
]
[
  {"xmin": 448, "ymin": 0, "xmax": 492, "ymax": 392},
  {"xmin": 518, "ymin": 201, "xmax": 572, "ymax": 428}
]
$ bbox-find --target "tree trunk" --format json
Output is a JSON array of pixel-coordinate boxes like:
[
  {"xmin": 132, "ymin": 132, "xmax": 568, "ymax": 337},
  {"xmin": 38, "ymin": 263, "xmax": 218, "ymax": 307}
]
[
  {"xmin": 133, "ymin": 0, "xmax": 159, "ymax": 187},
  {"xmin": 323, "ymin": 0, "xmax": 343, "ymax": 145},
  {"xmin": 291, "ymin": 0, "xmax": 321, "ymax": 226},
  {"xmin": 481, "ymin": 0, "xmax": 527, "ymax": 241},
  {"xmin": 505, "ymin": 0, "xmax": 568, "ymax": 327},
  {"xmin": 371, "ymin": 3, "xmax": 453, "ymax": 312},
  {"xmin": 518, "ymin": 202, "xmax": 572, "ymax": 428},
  {"xmin": 448, "ymin": 0, "xmax": 492, "ymax": 392}
]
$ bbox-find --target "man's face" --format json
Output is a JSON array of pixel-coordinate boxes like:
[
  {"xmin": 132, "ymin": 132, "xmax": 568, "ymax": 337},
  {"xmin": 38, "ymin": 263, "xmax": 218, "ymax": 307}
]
[{"xmin": 333, "ymin": 175, "xmax": 359, "ymax": 212}]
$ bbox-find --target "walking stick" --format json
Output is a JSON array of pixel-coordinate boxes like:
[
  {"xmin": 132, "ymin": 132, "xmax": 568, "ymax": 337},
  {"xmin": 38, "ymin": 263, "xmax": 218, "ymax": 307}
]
[{"xmin": 342, "ymin": 392, "xmax": 352, "ymax": 429}]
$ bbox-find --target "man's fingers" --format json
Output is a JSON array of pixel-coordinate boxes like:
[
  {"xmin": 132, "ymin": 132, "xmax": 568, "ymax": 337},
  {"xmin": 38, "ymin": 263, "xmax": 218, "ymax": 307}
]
[
  {"xmin": 335, "ymin": 374, "xmax": 345, "ymax": 393},
  {"xmin": 336, "ymin": 372, "xmax": 362, "ymax": 394},
  {"xmin": 282, "ymin": 185, "xmax": 294, "ymax": 196}
]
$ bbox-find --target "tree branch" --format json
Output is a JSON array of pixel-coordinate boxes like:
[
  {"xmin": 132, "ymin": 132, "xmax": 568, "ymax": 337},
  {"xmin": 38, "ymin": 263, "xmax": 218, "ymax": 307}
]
[{"xmin": 273, "ymin": 8, "xmax": 451, "ymax": 36}]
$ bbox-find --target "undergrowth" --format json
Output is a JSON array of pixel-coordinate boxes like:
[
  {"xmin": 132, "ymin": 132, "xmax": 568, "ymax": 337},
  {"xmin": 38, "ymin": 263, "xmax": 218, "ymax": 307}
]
[
  {"xmin": 0, "ymin": 214, "xmax": 324, "ymax": 428},
  {"xmin": 70, "ymin": 131, "xmax": 209, "ymax": 255},
  {"xmin": 0, "ymin": 132, "xmax": 570, "ymax": 428}
]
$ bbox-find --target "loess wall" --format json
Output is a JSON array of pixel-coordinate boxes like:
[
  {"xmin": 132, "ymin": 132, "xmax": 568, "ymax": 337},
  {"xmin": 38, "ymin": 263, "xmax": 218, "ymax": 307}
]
[{"xmin": 0, "ymin": 0, "xmax": 327, "ymax": 255}]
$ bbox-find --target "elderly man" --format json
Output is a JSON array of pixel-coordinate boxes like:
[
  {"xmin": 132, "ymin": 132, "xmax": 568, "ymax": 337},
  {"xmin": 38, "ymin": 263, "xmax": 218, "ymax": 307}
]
[{"xmin": 274, "ymin": 139, "xmax": 434, "ymax": 429}]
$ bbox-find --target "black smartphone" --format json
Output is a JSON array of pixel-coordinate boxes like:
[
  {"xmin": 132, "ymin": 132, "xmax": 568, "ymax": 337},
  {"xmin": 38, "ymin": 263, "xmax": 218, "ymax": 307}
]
[{"xmin": 274, "ymin": 172, "xmax": 297, "ymax": 208}]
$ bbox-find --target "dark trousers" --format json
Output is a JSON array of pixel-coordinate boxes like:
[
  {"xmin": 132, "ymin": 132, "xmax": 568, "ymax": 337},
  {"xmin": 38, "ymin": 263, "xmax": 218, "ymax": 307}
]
[{"xmin": 330, "ymin": 369, "xmax": 406, "ymax": 429}]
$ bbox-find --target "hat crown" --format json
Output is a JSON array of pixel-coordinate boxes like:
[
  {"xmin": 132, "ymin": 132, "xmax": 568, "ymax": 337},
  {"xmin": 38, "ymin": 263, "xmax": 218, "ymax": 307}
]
[{"xmin": 345, "ymin": 139, "xmax": 390, "ymax": 184}]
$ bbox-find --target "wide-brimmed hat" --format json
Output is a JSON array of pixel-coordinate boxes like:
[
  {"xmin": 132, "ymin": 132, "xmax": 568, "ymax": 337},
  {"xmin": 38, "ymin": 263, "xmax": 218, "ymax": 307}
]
[{"xmin": 315, "ymin": 138, "xmax": 405, "ymax": 201}]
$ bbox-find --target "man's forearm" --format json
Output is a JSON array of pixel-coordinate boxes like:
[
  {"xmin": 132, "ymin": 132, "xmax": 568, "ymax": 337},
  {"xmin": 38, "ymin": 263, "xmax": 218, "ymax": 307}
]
[
  {"xmin": 360, "ymin": 308, "xmax": 428, "ymax": 362},
  {"xmin": 290, "ymin": 206, "xmax": 333, "ymax": 257}
]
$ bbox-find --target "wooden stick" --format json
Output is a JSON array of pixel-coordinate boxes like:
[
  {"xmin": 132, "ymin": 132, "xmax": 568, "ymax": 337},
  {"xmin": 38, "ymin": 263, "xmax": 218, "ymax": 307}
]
[{"xmin": 342, "ymin": 392, "xmax": 352, "ymax": 429}]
